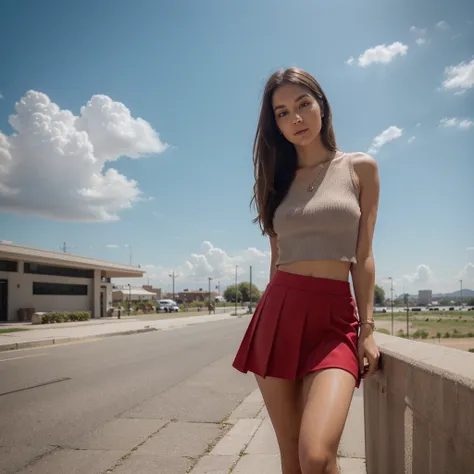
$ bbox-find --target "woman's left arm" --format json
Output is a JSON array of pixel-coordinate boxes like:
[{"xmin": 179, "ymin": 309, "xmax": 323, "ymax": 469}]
[{"xmin": 350, "ymin": 153, "xmax": 380, "ymax": 379}]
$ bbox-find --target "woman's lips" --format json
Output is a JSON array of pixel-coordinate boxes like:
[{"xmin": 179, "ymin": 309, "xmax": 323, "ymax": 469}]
[{"xmin": 294, "ymin": 128, "xmax": 309, "ymax": 136}]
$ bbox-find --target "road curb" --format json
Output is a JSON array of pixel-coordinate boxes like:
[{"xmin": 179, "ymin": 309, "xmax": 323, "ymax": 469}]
[{"xmin": 0, "ymin": 327, "xmax": 159, "ymax": 352}]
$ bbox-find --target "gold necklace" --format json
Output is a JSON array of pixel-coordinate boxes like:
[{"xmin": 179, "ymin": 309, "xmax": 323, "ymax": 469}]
[{"xmin": 306, "ymin": 156, "xmax": 333, "ymax": 192}]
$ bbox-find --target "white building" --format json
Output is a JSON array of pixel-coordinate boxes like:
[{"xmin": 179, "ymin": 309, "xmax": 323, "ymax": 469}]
[
  {"xmin": 112, "ymin": 288, "xmax": 157, "ymax": 302},
  {"xmin": 0, "ymin": 242, "xmax": 144, "ymax": 322},
  {"xmin": 418, "ymin": 289, "xmax": 433, "ymax": 306}
]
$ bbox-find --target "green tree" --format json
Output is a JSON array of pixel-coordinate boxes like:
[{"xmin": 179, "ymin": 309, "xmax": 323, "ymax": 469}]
[
  {"xmin": 466, "ymin": 297, "xmax": 474, "ymax": 306},
  {"xmin": 374, "ymin": 284, "xmax": 385, "ymax": 306},
  {"xmin": 238, "ymin": 282, "xmax": 262, "ymax": 302},
  {"xmin": 224, "ymin": 285, "xmax": 241, "ymax": 302}
]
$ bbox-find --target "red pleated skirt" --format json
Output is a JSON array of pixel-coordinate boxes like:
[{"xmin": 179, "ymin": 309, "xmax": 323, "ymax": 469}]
[{"xmin": 232, "ymin": 270, "xmax": 361, "ymax": 388}]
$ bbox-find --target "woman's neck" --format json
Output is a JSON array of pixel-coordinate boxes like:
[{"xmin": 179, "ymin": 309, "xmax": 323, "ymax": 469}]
[{"xmin": 295, "ymin": 138, "xmax": 332, "ymax": 168}]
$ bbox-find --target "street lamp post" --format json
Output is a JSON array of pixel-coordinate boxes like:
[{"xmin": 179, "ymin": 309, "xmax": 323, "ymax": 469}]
[
  {"xmin": 460, "ymin": 279, "xmax": 463, "ymax": 307},
  {"xmin": 389, "ymin": 277, "xmax": 394, "ymax": 335},
  {"xmin": 169, "ymin": 271, "xmax": 178, "ymax": 302},
  {"xmin": 235, "ymin": 265, "xmax": 238, "ymax": 315},
  {"xmin": 208, "ymin": 277, "xmax": 213, "ymax": 314}
]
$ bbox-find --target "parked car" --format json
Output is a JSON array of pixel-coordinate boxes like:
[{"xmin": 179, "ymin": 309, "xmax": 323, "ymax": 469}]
[
  {"xmin": 158, "ymin": 299, "xmax": 179, "ymax": 313},
  {"xmin": 411, "ymin": 307, "xmax": 422, "ymax": 312},
  {"xmin": 449, "ymin": 307, "xmax": 455, "ymax": 311}
]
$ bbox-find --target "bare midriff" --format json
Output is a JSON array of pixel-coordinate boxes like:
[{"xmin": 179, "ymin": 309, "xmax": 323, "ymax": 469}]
[{"xmin": 277, "ymin": 260, "xmax": 351, "ymax": 282}]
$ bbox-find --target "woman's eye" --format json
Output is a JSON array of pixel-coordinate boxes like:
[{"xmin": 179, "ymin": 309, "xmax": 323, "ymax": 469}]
[
  {"xmin": 278, "ymin": 111, "xmax": 288, "ymax": 118},
  {"xmin": 300, "ymin": 101, "xmax": 310, "ymax": 108}
]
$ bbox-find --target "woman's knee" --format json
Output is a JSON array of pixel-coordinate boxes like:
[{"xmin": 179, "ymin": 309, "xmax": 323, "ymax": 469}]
[{"xmin": 298, "ymin": 445, "xmax": 336, "ymax": 474}]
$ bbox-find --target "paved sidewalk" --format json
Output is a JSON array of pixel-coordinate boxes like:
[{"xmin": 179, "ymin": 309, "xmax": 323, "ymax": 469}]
[
  {"xmin": 191, "ymin": 389, "xmax": 366, "ymax": 474},
  {"xmin": 0, "ymin": 312, "xmax": 247, "ymax": 352}
]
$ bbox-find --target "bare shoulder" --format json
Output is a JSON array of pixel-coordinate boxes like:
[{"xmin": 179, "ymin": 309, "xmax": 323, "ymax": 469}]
[{"xmin": 347, "ymin": 152, "xmax": 378, "ymax": 183}]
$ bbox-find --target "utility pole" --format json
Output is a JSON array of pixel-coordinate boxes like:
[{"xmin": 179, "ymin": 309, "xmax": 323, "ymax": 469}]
[
  {"xmin": 126, "ymin": 244, "xmax": 132, "ymax": 265},
  {"xmin": 169, "ymin": 271, "xmax": 178, "ymax": 302},
  {"xmin": 208, "ymin": 277, "xmax": 213, "ymax": 314},
  {"xmin": 127, "ymin": 284, "xmax": 131, "ymax": 317},
  {"xmin": 249, "ymin": 265, "xmax": 253, "ymax": 313},
  {"xmin": 389, "ymin": 277, "xmax": 394, "ymax": 335},
  {"xmin": 235, "ymin": 265, "xmax": 238, "ymax": 315},
  {"xmin": 460, "ymin": 280, "xmax": 463, "ymax": 307},
  {"xmin": 404, "ymin": 293, "xmax": 409, "ymax": 339}
]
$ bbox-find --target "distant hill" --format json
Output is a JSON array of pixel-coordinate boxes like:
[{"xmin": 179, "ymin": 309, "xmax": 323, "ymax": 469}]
[{"xmin": 433, "ymin": 289, "xmax": 474, "ymax": 298}]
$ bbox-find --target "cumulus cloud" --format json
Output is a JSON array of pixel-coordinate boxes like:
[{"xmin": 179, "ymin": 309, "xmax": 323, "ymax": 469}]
[
  {"xmin": 410, "ymin": 26, "xmax": 428, "ymax": 45},
  {"xmin": 401, "ymin": 264, "xmax": 433, "ymax": 286},
  {"xmin": 368, "ymin": 126, "xmax": 403, "ymax": 154},
  {"xmin": 128, "ymin": 240, "xmax": 271, "ymax": 290},
  {"xmin": 439, "ymin": 117, "xmax": 474, "ymax": 129},
  {"xmin": 0, "ymin": 91, "xmax": 167, "ymax": 221},
  {"xmin": 460, "ymin": 263, "xmax": 474, "ymax": 282},
  {"xmin": 442, "ymin": 58, "xmax": 474, "ymax": 91},
  {"xmin": 436, "ymin": 21, "xmax": 450, "ymax": 30},
  {"xmin": 348, "ymin": 42, "xmax": 408, "ymax": 67}
]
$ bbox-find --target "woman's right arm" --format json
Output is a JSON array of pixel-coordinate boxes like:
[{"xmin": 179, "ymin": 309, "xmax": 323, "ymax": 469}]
[{"xmin": 269, "ymin": 235, "xmax": 279, "ymax": 281}]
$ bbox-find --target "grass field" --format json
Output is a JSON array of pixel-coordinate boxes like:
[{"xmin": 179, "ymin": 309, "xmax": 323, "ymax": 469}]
[{"xmin": 0, "ymin": 328, "xmax": 30, "ymax": 334}]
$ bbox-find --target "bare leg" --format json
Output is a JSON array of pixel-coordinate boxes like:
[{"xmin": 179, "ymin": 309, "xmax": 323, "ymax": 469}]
[
  {"xmin": 298, "ymin": 369, "xmax": 356, "ymax": 474},
  {"xmin": 256, "ymin": 375, "xmax": 304, "ymax": 474}
]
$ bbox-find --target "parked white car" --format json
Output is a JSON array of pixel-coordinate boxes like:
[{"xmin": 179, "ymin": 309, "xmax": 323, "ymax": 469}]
[{"xmin": 158, "ymin": 299, "xmax": 179, "ymax": 313}]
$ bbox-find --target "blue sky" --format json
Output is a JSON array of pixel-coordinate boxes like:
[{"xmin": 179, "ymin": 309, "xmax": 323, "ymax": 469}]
[{"xmin": 0, "ymin": 0, "xmax": 473, "ymax": 295}]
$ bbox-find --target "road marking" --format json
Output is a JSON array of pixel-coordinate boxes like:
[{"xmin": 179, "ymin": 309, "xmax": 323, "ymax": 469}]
[
  {"xmin": 0, "ymin": 337, "xmax": 105, "ymax": 354},
  {"xmin": 0, "ymin": 353, "xmax": 47, "ymax": 362}
]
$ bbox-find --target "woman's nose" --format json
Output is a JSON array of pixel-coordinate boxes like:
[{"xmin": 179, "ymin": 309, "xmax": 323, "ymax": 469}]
[{"xmin": 292, "ymin": 114, "xmax": 303, "ymax": 124}]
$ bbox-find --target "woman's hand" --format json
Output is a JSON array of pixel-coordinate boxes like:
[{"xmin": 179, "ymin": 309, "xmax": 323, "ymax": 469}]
[{"xmin": 358, "ymin": 325, "xmax": 380, "ymax": 379}]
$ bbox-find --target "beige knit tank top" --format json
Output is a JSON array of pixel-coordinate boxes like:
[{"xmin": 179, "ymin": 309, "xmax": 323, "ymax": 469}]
[{"xmin": 273, "ymin": 151, "xmax": 361, "ymax": 266}]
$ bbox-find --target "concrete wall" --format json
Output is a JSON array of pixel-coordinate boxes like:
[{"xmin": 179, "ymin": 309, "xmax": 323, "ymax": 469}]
[
  {"xmin": 0, "ymin": 262, "xmax": 93, "ymax": 321},
  {"xmin": 364, "ymin": 333, "xmax": 474, "ymax": 474}
]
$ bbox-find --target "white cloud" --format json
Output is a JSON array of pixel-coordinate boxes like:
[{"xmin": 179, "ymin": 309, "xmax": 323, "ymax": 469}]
[
  {"xmin": 436, "ymin": 21, "xmax": 450, "ymax": 30},
  {"xmin": 454, "ymin": 90, "xmax": 467, "ymax": 96},
  {"xmin": 439, "ymin": 117, "xmax": 474, "ymax": 129},
  {"xmin": 0, "ymin": 93, "xmax": 3, "ymax": 100},
  {"xmin": 410, "ymin": 26, "xmax": 428, "ymax": 46},
  {"xmin": 106, "ymin": 244, "xmax": 120, "ymax": 249},
  {"xmin": 368, "ymin": 126, "xmax": 403, "ymax": 154},
  {"xmin": 119, "ymin": 240, "xmax": 272, "ymax": 291},
  {"xmin": 467, "ymin": 247, "xmax": 474, "ymax": 251},
  {"xmin": 346, "ymin": 56, "xmax": 355, "ymax": 66},
  {"xmin": 0, "ymin": 91, "xmax": 167, "ymax": 222},
  {"xmin": 401, "ymin": 264, "xmax": 433, "ymax": 287},
  {"xmin": 408, "ymin": 136, "xmax": 416, "ymax": 144},
  {"xmin": 460, "ymin": 263, "xmax": 474, "ymax": 282},
  {"xmin": 410, "ymin": 26, "xmax": 427, "ymax": 36},
  {"xmin": 442, "ymin": 58, "xmax": 474, "ymax": 91},
  {"xmin": 416, "ymin": 122, "xmax": 421, "ymax": 127},
  {"xmin": 349, "ymin": 42, "xmax": 408, "ymax": 67}
]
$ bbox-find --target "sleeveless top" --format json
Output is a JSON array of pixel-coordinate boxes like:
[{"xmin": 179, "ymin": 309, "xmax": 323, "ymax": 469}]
[{"xmin": 273, "ymin": 151, "xmax": 362, "ymax": 266}]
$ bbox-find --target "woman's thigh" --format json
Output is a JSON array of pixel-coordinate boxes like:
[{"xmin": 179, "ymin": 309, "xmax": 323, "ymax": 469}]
[
  {"xmin": 299, "ymin": 369, "xmax": 356, "ymax": 470},
  {"xmin": 255, "ymin": 375, "xmax": 303, "ymax": 470}
]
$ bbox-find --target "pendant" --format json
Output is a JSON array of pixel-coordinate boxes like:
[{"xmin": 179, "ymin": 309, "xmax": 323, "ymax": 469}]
[{"xmin": 307, "ymin": 184, "xmax": 314, "ymax": 192}]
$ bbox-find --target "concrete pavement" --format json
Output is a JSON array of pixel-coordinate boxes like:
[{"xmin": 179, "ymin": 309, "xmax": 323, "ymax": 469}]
[
  {"xmin": 191, "ymin": 387, "xmax": 366, "ymax": 474},
  {"xmin": 0, "ymin": 311, "xmax": 245, "ymax": 352},
  {"xmin": 0, "ymin": 317, "xmax": 257, "ymax": 473}
]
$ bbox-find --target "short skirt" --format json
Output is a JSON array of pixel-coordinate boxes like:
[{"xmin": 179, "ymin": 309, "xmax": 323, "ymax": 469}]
[{"xmin": 232, "ymin": 270, "xmax": 361, "ymax": 388}]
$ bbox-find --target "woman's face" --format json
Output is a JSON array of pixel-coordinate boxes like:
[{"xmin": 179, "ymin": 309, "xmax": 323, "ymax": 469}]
[{"xmin": 272, "ymin": 83, "xmax": 323, "ymax": 146}]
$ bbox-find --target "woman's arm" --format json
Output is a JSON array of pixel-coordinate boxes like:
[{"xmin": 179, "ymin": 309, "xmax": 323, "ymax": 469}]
[
  {"xmin": 350, "ymin": 153, "xmax": 380, "ymax": 378},
  {"xmin": 350, "ymin": 154, "xmax": 380, "ymax": 324},
  {"xmin": 269, "ymin": 235, "xmax": 279, "ymax": 281}
]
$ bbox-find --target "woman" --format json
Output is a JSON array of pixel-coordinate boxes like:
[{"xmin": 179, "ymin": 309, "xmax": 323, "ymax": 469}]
[{"xmin": 232, "ymin": 67, "xmax": 380, "ymax": 474}]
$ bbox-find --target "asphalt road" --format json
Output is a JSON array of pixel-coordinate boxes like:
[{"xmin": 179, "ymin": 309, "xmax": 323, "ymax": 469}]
[{"xmin": 0, "ymin": 317, "xmax": 257, "ymax": 474}]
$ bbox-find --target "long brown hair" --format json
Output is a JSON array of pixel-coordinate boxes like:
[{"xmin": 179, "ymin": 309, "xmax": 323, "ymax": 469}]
[{"xmin": 251, "ymin": 68, "xmax": 337, "ymax": 236}]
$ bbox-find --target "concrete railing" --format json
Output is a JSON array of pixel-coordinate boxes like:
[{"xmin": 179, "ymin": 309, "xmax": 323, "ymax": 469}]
[{"xmin": 363, "ymin": 333, "xmax": 474, "ymax": 474}]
